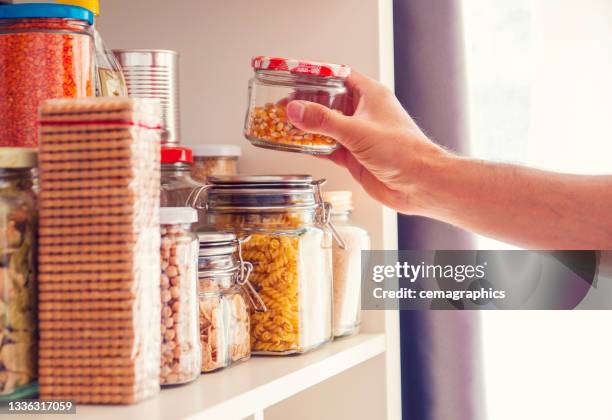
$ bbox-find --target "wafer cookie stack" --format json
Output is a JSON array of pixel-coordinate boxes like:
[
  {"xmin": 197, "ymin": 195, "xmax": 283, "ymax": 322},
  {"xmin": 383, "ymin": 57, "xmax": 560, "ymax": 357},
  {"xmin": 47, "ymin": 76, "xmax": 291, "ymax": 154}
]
[{"xmin": 37, "ymin": 98, "xmax": 162, "ymax": 404}]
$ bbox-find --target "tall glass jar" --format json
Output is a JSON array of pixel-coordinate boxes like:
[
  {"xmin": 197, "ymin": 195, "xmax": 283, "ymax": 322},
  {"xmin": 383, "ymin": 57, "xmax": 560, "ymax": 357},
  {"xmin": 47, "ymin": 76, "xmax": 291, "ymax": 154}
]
[
  {"xmin": 197, "ymin": 232, "xmax": 259, "ymax": 372},
  {"xmin": 204, "ymin": 175, "xmax": 334, "ymax": 355},
  {"xmin": 0, "ymin": 4, "xmax": 94, "ymax": 147},
  {"xmin": 160, "ymin": 146, "xmax": 203, "ymax": 207},
  {"xmin": 159, "ymin": 207, "xmax": 201, "ymax": 385},
  {"xmin": 323, "ymin": 191, "xmax": 370, "ymax": 337},
  {"xmin": 244, "ymin": 56, "xmax": 350, "ymax": 155},
  {"xmin": 0, "ymin": 148, "xmax": 38, "ymax": 399}
]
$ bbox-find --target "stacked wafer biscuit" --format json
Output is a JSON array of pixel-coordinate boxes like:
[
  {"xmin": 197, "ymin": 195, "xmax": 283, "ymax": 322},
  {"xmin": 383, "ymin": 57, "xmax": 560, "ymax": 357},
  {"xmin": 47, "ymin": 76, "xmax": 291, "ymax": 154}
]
[{"xmin": 37, "ymin": 98, "xmax": 162, "ymax": 404}]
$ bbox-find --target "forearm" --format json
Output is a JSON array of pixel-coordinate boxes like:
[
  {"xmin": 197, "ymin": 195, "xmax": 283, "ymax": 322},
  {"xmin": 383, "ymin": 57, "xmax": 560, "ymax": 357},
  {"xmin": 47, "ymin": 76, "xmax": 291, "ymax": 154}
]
[{"xmin": 412, "ymin": 154, "xmax": 612, "ymax": 249}]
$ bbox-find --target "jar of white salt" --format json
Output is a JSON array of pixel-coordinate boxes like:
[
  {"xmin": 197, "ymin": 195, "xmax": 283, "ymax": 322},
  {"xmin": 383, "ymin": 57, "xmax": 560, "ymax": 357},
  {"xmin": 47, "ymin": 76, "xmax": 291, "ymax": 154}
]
[{"xmin": 323, "ymin": 191, "xmax": 371, "ymax": 337}]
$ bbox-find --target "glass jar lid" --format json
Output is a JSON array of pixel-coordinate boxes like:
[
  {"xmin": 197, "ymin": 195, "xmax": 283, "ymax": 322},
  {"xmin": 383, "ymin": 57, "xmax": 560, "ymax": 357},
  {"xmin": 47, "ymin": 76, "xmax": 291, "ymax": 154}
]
[
  {"xmin": 198, "ymin": 232, "xmax": 239, "ymax": 257},
  {"xmin": 160, "ymin": 207, "xmax": 197, "ymax": 224},
  {"xmin": 161, "ymin": 146, "xmax": 193, "ymax": 164},
  {"xmin": 186, "ymin": 144, "xmax": 241, "ymax": 158},
  {"xmin": 0, "ymin": 147, "xmax": 37, "ymax": 169},
  {"xmin": 0, "ymin": 3, "xmax": 94, "ymax": 25},
  {"xmin": 251, "ymin": 56, "xmax": 351, "ymax": 79},
  {"xmin": 205, "ymin": 175, "xmax": 323, "ymax": 211},
  {"xmin": 323, "ymin": 190, "xmax": 353, "ymax": 213}
]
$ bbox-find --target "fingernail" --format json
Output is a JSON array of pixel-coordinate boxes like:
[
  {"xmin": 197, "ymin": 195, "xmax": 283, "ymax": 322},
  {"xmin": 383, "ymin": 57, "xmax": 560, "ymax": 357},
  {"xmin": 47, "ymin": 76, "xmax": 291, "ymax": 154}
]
[{"xmin": 287, "ymin": 101, "xmax": 306, "ymax": 123}]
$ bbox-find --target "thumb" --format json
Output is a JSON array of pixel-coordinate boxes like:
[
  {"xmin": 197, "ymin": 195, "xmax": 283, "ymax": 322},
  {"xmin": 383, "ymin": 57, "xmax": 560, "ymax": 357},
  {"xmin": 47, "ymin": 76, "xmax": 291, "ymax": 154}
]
[{"xmin": 286, "ymin": 100, "xmax": 371, "ymax": 152}]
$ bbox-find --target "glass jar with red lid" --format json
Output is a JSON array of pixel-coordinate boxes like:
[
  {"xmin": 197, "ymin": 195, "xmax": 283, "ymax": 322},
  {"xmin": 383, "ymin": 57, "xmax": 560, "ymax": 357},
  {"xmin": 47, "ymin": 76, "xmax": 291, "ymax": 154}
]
[
  {"xmin": 0, "ymin": 3, "xmax": 94, "ymax": 148},
  {"xmin": 160, "ymin": 146, "xmax": 204, "ymax": 208},
  {"xmin": 244, "ymin": 56, "xmax": 351, "ymax": 155}
]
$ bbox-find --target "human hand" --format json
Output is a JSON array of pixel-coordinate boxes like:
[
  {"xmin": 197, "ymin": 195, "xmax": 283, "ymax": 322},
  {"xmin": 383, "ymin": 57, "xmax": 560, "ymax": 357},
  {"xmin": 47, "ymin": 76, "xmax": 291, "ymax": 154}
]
[{"xmin": 285, "ymin": 71, "xmax": 450, "ymax": 215}]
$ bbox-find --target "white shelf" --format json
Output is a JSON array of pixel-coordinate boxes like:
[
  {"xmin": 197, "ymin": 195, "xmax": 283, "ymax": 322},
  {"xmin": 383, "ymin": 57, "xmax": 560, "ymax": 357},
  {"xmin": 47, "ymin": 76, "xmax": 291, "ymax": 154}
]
[{"xmin": 33, "ymin": 333, "xmax": 385, "ymax": 420}]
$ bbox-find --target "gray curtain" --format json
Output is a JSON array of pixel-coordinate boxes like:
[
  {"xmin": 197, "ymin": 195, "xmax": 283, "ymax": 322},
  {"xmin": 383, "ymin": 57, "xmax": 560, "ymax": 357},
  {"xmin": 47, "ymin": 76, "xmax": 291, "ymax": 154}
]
[{"xmin": 394, "ymin": 1, "xmax": 484, "ymax": 419}]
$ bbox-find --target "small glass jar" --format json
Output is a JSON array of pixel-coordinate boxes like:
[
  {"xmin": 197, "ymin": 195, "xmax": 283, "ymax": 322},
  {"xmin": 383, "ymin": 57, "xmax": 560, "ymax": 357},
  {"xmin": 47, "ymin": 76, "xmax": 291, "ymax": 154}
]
[
  {"xmin": 0, "ymin": 4, "xmax": 94, "ymax": 147},
  {"xmin": 197, "ymin": 232, "xmax": 260, "ymax": 372},
  {"xmin": 186, "ymin": 144, "xmax": 241, "ymax": 184},
  {"xmin": 323, "ymin": 191, "xmax": 370, "ymax": 337},
  {"xmin": 159, "ymin": 207, "xmax": 201, "ymax": 385},
  {"xmin": 244, "ymin": 56, "xmax": 350, "ymax": 155},
  {"xmin": 0, "ymin": 148, "xmax": 38, "ymax": 399},
  {"xmin": 160, "ymin": 146, "xmax": 204, "ymax": 207},
  {"xmin": 204, "ymin": 175, "xmax": 335, "ymax": 355}
]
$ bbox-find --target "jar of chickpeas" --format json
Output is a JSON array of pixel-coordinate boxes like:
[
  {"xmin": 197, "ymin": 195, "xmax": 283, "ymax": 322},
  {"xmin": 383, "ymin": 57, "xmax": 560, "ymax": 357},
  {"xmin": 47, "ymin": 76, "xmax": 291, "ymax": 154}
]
[
  {"xmin": 204, "ymin": 175, "xmax": 334, "ymax": 355},
  {"xmin": 197, "ymin": 232, "xmax": 264, "ymax": 372},
  {"xmin": 244, "ymin": 56, "xmax": 350, "ymax": 155}
]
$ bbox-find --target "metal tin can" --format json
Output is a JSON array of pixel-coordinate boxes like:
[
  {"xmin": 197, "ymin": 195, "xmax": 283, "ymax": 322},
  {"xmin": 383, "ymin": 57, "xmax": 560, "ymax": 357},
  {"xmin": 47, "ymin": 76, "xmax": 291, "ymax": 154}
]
[{"xmin": 114, "ymin": 49, "xmax": 180, "ymax": 145}]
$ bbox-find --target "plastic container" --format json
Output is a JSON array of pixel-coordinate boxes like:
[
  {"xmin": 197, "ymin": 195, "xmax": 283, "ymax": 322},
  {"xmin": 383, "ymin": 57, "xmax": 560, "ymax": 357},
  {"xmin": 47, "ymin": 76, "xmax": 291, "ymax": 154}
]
[
  {"xmin": 187, "ymin": 144, "xmax": 241, "ymax": 183},
  {"xmin": 0, "ymin": 4, "xmax": 94, "ymax": 147},
  {"xmin": 205, "ymin": 175, "xmax": 334, "ymax": 355},
  {"xmin": 244, "ymin": 56, "xmax": 351, "ymax": 155},
  {"xmin": 197, "ymin": 232, "xmax": 260, "ymax": 372},
  {"xmin": 323, "ymin": 191, "xmax": 370, "ymax": 337},
  {"xmin": 160, "ymin": 146, "xmax": 203, "ymax": 207},
  {"xmin": 160, "ymin": 207, "xmax": 201, "ymax": 385},
  {"xmin": 0, "ymin": 148, "xmax": 38, "ymax": 400}
]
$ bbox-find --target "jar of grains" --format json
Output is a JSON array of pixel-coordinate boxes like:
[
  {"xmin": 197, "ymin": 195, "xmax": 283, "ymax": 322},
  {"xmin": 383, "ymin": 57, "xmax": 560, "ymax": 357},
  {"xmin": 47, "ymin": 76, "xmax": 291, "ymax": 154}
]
[
  {"xmin": 0, "ymin": 148, "xmax": 38, "ymax": 399},
  {"xmin": 323, "ymin": 191, "xmax": 370, "ymax": 337},
  {"xmin": 197, "ymin": 232, "xmax": 263, "ymax": 372},
  {"xmin": 160, "ymin": 146, "xmax": 204, "ymax": 207},
  {"xmin": 186, "ymin": 144, "xmax": 241, "ymax": 184},
  {"xmin": 244, "ymin": 56, "xmax": 350, "ymax": 155},
  {"xmin": 204, "ymin": 175, "xmax": 334, "ymax": 355},
  {"xmin": 159, "ymin": 207, "xmax": 201, "ymax": 385},
  {"xmin": 0, "ymin": 4, "xmax": 94, "ymax": 147}
]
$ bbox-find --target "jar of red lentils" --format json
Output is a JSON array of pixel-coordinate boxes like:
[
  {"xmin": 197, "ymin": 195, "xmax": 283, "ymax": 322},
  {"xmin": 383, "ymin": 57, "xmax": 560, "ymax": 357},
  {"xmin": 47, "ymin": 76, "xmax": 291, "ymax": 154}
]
[
  {"xmin": 244, "ymin": 56, "xmax": 351, "ymax": 155},
  {"xmin": 0, "ymin": 4, "xmax": 94, "ymax": 148}
]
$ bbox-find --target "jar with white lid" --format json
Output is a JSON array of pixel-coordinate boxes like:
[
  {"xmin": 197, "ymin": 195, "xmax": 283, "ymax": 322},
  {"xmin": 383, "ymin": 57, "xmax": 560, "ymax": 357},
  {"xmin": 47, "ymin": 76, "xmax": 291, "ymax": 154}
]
[
  {"xmin": 203, "ymin": 175, "xmax": 336, "ymax": 355},
  {"xmin": 197, "ymin": 232, "xmax": 263, "ymax": 371},
  {"xmin": 244, "ymin": 56, "xmax": 350, "ymax": 155},
  {"xmin": 159, "ymin": 207, "xmax": 201, "ymax": 385},
  {"xmin": 186, "ymin": 144, "xmax": 241, "ymax": 183},
  {"xmin": 323, "ymin": 191, "xmax": 370, "ymax": 337}
]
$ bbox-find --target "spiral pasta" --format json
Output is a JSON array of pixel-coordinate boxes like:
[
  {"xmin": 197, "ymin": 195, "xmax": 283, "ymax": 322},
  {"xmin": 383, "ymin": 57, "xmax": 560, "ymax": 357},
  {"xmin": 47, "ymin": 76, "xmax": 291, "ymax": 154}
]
[{"xmin": 211, "ymin": 212, "xmax": 332, "ymax": 354}]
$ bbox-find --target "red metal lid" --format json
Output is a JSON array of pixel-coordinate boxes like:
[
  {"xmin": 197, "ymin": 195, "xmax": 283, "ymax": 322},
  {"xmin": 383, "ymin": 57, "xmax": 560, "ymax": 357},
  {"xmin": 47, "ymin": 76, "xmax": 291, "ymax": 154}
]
[
  {"xmin": 161, "ymin": 146, "xmax": 193, "ymax": 164},
  {"xmin": 251, "ymin": 56, "xmax": 351, "ymax": 78}
]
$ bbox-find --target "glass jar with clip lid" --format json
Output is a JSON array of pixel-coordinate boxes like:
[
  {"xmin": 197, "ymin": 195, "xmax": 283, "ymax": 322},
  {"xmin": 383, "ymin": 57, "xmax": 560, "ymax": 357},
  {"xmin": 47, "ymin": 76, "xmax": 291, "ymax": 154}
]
[
  {"xmin": 201, "ymin": 175, "xmax": 345, "ymax": 355},
  {"xmin": 197, "ymin": 232, "xmax": 265, "ymax": 371}
]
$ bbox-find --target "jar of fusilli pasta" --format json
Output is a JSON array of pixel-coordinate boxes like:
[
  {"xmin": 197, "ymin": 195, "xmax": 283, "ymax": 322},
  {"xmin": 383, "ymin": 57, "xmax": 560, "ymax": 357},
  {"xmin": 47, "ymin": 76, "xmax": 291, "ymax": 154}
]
[
  {"xmin": 197, "ymin": 232, "xmax": 264, "ymax": 371},
  {"xmin": 203, "ymin": 175, "xmax": 335, "ymax": 355}
]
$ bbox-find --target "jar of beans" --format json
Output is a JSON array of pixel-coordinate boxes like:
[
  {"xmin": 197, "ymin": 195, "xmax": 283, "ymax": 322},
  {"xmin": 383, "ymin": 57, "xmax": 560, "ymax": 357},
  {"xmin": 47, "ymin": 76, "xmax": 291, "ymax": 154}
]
[
  {"xmin": 0, "ymin": 4, "xmax": 94, "ymax": 147},
  {"xmin": 204, "ymin": 175, "xmax": 336, "ymax": 355},
  {"xmin": 186, "ymin": 144, "xmax": 241, "ymax": 184},
  {"xmin": 197, "ymin": 232, "xmax": 262, "ymax": 372},
  {"xmin": 244, "ymin": 56, "xmax": 350, "ymax": 155},
  {"xmin": 160, "ymin": 207, "xmax": 201, "ymax": 385}
]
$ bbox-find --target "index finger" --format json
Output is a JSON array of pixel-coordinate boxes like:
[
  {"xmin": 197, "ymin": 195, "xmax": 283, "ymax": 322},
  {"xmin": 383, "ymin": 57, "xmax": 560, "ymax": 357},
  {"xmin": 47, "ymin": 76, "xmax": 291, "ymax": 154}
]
[{"xmin": 345, "ymin": 70, "xmax": 385, "ymax": 95}]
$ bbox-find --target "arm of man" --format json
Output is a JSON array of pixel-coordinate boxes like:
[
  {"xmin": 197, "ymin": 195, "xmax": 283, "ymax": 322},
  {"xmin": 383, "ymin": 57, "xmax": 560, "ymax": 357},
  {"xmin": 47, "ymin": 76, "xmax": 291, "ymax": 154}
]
[{"xmin": 285, "ymin": 71, "xmax": 612, "ymax": 249}]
